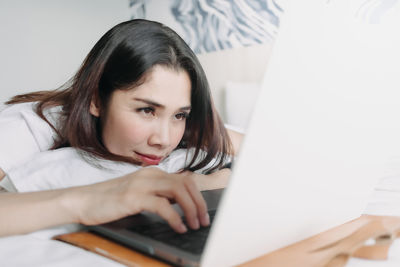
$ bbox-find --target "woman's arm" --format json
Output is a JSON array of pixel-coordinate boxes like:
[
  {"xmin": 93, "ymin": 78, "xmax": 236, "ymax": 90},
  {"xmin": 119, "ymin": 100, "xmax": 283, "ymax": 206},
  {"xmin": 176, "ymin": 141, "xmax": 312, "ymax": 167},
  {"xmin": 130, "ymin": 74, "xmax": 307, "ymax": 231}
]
[
  {"xmin": 227, "ymin": 128, "xmax": 244, "ymax": 156},
  {"xmin": 0, "ymin": 168, "xmax": 4, "ymax": 181},
  {"xmin": 182, "ymin": 168, "xmax": 232, "ymax": 191},
  {"xmin": 0, "ymin": 167, "xmax": 210, "ymax": 237},
  {"xmin": 0, "ymin": 186, "xmax": 75, "ymax": 236}
]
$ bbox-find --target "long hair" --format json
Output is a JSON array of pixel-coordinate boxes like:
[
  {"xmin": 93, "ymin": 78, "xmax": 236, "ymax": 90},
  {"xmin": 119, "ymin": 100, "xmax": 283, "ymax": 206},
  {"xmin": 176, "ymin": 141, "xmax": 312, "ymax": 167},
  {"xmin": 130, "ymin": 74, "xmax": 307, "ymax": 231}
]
[{"xmin": 7, "ymin": 19, "xmax": 232, "ymax": 172}]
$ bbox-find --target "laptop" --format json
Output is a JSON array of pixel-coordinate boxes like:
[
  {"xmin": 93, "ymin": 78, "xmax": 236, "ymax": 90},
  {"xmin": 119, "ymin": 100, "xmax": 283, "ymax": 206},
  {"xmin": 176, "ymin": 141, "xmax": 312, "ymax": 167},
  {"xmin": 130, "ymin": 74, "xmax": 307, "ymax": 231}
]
[{"xmin": 90, "ymin": 1, "xmax": 400, "ymax": 266}]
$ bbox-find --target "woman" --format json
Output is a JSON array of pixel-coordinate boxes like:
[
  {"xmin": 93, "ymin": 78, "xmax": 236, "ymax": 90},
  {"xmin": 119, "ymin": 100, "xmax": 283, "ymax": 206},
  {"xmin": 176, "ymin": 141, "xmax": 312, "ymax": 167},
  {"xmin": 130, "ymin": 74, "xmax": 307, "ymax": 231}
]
[{"xmin": 0, "ymin": 19, "xmax": 242, "ymax": 236}]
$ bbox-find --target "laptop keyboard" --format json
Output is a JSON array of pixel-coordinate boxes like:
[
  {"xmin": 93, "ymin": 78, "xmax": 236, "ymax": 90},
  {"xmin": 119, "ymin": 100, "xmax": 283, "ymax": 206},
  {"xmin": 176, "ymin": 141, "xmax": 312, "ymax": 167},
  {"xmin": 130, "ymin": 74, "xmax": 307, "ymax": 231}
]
[{"xmin": 127, "ymin": 210, "xmax": 217, "ymax": 255}]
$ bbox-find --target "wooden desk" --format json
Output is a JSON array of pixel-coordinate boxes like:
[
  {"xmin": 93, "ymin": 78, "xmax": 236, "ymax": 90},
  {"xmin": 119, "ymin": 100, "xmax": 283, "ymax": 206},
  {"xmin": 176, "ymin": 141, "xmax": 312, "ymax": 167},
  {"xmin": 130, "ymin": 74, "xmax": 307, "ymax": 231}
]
[{"xmin": 55, "ymin": 215, "xmax": 400, "ymax": 267}]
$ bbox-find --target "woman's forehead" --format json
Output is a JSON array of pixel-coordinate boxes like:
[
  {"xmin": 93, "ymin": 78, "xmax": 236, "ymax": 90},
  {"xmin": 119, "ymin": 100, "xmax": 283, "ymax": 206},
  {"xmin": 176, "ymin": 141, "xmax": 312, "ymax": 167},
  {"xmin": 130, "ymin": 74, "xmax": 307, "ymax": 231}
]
[{"xmin": 116, "ymin": 66, "xmax": 192, "ymax": 108}]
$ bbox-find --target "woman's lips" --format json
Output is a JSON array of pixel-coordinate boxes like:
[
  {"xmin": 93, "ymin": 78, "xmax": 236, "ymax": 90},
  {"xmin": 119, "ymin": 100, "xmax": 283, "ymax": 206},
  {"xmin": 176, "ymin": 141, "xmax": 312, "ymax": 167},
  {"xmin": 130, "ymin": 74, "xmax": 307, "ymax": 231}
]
[{"xmin": 135, "ymin": 152, "xmax": 162, "ymax": 165}]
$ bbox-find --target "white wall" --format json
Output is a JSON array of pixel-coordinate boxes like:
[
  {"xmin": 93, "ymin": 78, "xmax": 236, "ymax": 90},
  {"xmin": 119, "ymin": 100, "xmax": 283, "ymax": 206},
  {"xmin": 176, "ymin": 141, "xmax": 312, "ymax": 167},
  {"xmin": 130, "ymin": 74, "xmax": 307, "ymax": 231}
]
[
  {"xmin": 0, "ymin": 0, "xmax": 272, "ymax": 124},
  {"xmin": 0, "ymin": 0, "xmax": 129, "ymax": 103},
  {"xmin": 197, "ymin": 43, "xmax": 273, "ymax": 120}
]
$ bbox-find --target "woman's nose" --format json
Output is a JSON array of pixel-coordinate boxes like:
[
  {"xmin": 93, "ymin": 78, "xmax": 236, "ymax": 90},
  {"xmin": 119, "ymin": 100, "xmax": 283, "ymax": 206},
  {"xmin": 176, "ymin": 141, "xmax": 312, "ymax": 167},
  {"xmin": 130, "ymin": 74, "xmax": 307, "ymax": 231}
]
[{"xmin": 148, "ymin": 121, "xmax": 170, "ymax": 148}]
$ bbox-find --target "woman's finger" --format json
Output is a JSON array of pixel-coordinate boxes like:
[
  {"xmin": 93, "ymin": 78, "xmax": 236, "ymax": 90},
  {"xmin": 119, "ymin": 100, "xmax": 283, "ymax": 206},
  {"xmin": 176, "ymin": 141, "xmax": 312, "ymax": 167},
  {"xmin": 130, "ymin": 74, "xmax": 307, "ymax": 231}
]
[
  {"xmin": 163, "ymin": 173, "xmax": 209, "ymax": 229},
  {"xmin": 168, "ymin": 181, "xmax": 201, "ymax": 230},
  {"xmin": 141, "ymin": 195, "xmax": 187, "ymax": 233},
  {"xmin": 153, "ymin": 177, "xmax": 200, "ymax": 230},
  {"xmin": 182, "ymin": 176, "xmax": 209, "ymax": 227}
]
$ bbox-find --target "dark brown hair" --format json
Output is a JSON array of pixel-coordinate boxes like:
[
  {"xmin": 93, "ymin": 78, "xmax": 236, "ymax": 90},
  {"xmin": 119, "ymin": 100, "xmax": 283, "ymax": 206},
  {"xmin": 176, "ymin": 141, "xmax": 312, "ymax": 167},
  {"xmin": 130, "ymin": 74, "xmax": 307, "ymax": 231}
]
[{"xmin": 7, "ymin": 19, "xmax": 232, "ymax": 172}]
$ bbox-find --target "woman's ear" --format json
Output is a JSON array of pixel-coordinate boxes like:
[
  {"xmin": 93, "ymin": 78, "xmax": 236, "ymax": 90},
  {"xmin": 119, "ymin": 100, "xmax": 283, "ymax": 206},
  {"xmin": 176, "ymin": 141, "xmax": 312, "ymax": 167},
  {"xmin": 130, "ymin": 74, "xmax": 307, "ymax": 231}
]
[{"xmin": 89, "ymin": 98, "xmax": 100, "ymax": 117}]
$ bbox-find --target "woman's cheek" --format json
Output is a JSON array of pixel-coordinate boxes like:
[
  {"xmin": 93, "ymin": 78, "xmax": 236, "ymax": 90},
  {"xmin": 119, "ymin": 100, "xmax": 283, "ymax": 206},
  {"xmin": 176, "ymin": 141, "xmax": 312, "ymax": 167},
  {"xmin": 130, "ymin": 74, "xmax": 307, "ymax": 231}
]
[
  {"xmin": 122, "ymin": 122, "xmax": 149, "ymax": 144},
  {"xmin": 171, "ymin": 124, "xmax": 186, "ymax": 147}
]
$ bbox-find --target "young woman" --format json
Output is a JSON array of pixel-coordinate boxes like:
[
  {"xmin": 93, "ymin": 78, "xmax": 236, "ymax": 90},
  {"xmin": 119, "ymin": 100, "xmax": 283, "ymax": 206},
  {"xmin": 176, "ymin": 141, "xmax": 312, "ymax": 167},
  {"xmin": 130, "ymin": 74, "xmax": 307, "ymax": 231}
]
[{"xmin": 0, "ymin": 19, "xmax": 242, "ymax": 236}]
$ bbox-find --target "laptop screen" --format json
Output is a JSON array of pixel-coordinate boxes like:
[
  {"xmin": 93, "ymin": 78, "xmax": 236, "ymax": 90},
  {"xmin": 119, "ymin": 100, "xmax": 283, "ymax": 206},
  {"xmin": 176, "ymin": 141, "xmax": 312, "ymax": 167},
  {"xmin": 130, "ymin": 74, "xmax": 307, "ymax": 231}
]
[{"xmin": 201, "ymin": 1, "xmax": 400, "ymax": 266}]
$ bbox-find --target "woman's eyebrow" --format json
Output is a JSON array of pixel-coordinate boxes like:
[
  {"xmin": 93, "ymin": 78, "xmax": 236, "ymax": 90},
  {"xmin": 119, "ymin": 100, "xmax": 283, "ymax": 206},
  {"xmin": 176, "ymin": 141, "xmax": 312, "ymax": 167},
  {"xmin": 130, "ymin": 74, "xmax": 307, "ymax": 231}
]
[
  {"xmin": 180, "ymin": 106, "xmax": 191, "ymax": 111},
  {"xmin": 134, "ymin": 98, "xmax": 191, "ymax": 110},
  {"xmin": 134, "ymin": 98, "xmax": 163, "ymax": 107}
]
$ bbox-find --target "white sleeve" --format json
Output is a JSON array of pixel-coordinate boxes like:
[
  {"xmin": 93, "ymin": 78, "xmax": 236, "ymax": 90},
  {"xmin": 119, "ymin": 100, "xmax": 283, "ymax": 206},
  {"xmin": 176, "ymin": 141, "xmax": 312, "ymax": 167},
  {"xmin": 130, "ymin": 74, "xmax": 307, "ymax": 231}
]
[
  {"xmin": 6, "ymin": 148, "xmax": 140, "ymax": 192},
  {"xmin": 0, "ymin": 102, "xmax": 59, "ymax": 173},
  {"xmin": 159, "ymin": 148, "xmax": 232, "ymax": 174}
]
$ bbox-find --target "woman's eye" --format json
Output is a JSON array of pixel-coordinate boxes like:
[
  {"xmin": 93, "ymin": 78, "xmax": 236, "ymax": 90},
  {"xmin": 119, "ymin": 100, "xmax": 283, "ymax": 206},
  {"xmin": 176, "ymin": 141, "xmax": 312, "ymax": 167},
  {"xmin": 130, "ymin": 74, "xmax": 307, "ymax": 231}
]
[
  {"xmin": 175, "ymin": 112, "xmax": 189, "ymax": 120},
  {"xmin": 138, "ymin": 107, "xmax": 155, "ymax": 116}
]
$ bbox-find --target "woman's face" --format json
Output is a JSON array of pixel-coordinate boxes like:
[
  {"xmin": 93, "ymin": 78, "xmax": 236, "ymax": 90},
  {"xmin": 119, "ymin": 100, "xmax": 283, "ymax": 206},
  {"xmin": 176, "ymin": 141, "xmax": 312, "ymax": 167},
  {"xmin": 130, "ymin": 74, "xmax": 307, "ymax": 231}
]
[{"xmin": 90, "ymin": 65, "xmax": 191, "ymax": 166}]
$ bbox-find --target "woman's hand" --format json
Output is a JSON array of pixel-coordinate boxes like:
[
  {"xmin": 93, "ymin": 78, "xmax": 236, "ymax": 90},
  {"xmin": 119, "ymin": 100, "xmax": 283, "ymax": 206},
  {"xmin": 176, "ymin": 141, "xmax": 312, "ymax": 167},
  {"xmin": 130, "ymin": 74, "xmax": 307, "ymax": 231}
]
[
  {"xmin": 0, "ymin": 167, "xmax": 230, "ymax": 237},
  {"xmin": 69, "ymin": 167, "xmax": 210, "ymax": 233}
]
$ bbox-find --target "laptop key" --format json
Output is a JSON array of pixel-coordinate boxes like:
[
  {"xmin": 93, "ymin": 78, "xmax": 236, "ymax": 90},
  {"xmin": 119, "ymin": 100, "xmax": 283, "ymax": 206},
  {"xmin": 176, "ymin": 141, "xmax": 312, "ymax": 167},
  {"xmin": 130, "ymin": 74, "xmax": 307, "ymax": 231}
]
[{"xmin": 128, "ymin": 210, "xmax": 217, "ymax": 254}]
